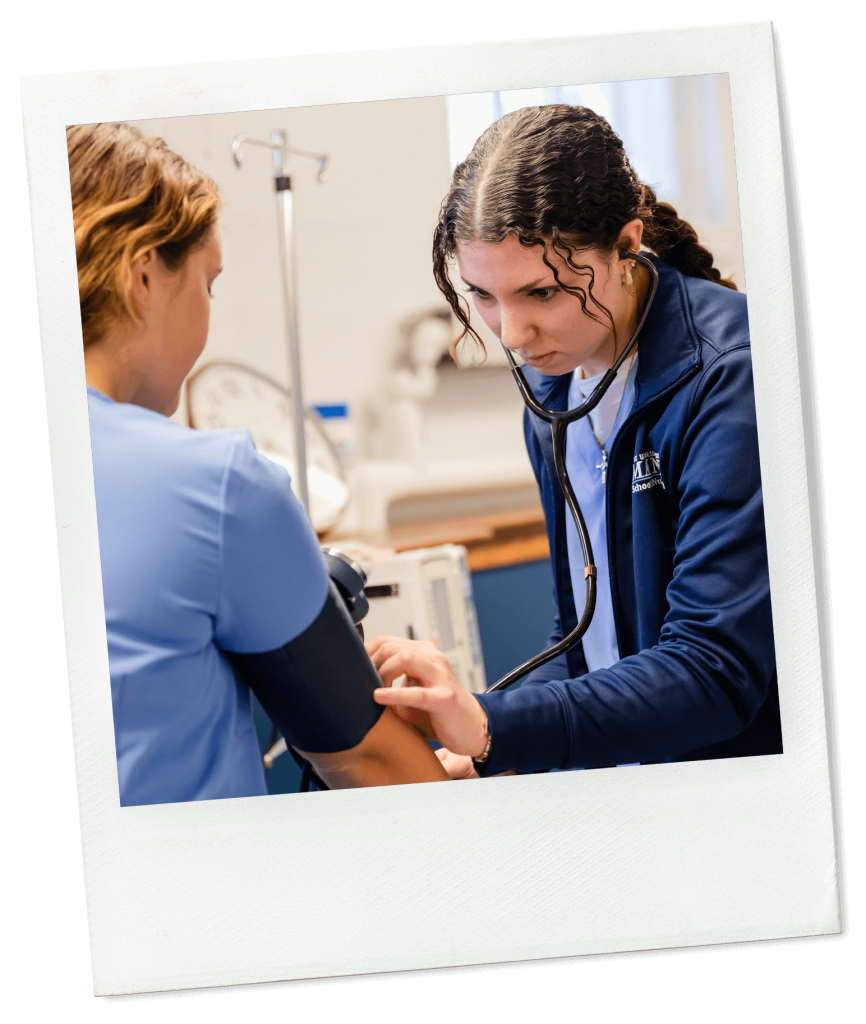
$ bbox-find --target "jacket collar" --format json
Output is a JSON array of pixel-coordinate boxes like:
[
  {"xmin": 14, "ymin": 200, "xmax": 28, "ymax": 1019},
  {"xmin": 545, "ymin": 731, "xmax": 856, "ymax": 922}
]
[{"xmin": 518, "ymin": 257, "xmax": 701, "ymax": 413}]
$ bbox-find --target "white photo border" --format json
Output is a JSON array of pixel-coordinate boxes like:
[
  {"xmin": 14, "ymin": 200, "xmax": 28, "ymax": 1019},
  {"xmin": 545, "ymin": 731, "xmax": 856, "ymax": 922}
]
[{"xmin": 21, "ymin": 22, "xmax": 839, "ymax": 996}]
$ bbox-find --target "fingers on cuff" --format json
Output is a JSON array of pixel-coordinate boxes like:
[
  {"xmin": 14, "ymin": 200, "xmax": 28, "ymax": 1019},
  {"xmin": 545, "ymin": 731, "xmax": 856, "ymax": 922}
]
[
  {"xmin": 373, "ymin": 685, "xmax": 431, "ymax": 709},
  {"xmin": 375, "ymin": 648, "xmax": 433, "ymax": 685}
]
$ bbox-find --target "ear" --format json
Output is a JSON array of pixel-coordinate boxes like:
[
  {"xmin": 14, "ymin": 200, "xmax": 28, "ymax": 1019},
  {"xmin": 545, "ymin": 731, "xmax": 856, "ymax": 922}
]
[
  {"xmin": 616, "ymin": 218, "xmax": 645, "ymax": 257},
  {"xmin": 129, "ymin": 249, "xmax": 158, "ymax": 317}
]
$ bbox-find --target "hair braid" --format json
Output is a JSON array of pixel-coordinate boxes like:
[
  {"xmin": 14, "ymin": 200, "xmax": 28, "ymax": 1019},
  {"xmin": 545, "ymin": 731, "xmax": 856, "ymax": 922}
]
[{"xmin": 639, "ymin": 186, "xmax": 736, "ymax": 291}]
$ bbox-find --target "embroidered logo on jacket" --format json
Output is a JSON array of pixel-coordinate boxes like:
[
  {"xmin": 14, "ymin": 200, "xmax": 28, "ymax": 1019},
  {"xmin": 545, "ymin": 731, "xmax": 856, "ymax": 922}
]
[{"xmin": 632, "ymin": 451, "xmax": 665, "ymax": 493}]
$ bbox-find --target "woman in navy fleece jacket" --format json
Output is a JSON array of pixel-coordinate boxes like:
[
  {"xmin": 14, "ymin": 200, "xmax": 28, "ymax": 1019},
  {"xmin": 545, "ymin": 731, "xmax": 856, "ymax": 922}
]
[{"xmin": 369, "ymin": 104, "xmax": 782, "ymax": 778}]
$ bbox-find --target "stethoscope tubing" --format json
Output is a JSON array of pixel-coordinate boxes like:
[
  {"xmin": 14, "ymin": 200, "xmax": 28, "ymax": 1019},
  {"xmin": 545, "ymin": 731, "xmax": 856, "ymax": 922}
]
[{"xmin": 486, "ymin": 250, "xmax": 659, "ymax": 692}]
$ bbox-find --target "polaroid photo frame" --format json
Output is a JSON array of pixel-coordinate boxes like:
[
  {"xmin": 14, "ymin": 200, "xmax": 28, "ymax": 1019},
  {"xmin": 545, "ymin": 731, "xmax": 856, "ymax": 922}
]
[{"xmin": 21, "ymin": 22, "xmax": 839, "ymax": 995}]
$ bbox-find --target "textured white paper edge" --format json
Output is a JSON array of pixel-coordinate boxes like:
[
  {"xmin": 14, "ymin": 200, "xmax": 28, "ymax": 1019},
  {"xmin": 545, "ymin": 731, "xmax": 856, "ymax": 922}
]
[{"xmin": 21, "ymin": 23, "xmax": 839, "ymax": 996}]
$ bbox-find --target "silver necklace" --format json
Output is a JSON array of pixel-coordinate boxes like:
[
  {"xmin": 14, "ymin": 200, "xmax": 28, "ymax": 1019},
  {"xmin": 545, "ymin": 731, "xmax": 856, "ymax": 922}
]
[{"xmin": 595, "ymin": 444, "xmax": 609, "ymax": 484}]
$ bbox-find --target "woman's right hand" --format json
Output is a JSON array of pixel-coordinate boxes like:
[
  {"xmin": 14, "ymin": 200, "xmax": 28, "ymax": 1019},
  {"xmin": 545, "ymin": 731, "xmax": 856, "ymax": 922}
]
[{"xmin": 366, "ymin": 636, "xmax": 489, "ymax": 758}]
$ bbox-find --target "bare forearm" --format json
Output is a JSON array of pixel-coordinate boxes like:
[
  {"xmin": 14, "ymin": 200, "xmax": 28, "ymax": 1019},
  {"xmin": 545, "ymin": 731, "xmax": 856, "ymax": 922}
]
[{"xmin": 296, "ymin": 707, "xmax": 450, "ymax": 789}]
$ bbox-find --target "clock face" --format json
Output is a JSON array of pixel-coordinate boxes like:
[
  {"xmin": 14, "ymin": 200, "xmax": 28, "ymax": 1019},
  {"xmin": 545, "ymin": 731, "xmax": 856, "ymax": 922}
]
[{"xmin": 186, "ymin": 361, "xmax": 348, "ymax": 531}]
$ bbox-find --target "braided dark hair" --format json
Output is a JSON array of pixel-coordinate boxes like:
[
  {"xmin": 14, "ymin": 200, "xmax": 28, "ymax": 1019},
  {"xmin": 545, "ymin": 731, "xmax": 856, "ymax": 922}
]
[{"xmin": 433, "ymin": 104, "xmax": 736, "ymax": 358}]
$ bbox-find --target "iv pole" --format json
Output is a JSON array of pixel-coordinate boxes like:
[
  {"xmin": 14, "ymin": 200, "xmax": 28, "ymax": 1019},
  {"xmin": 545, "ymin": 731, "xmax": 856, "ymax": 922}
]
[{"xmin": 230, "ymin": 131, "xmax": 329, "ymax": 518}]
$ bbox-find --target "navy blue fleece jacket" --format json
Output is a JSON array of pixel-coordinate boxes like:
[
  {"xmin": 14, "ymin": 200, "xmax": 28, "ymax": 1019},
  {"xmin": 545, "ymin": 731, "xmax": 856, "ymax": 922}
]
[{"xmin": 475, "ymin": 258, "xmax": 782, "ymax": 774}]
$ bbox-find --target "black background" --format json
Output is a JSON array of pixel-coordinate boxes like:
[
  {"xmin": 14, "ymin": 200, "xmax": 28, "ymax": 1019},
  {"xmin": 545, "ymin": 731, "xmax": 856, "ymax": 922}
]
[{"xmin": 23, "ymin": 25, "xmax": 851, "ymax": 1007}]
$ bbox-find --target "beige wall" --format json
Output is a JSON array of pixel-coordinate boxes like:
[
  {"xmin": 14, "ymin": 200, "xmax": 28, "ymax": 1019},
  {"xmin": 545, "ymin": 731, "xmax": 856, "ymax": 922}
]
[
  {"xmin": 130, "ymin": 96, "xmax": 455, "ymax": 435},
  {"xmin": 670, "ymin": 73, "xmax": 746, "ymax": 291}
]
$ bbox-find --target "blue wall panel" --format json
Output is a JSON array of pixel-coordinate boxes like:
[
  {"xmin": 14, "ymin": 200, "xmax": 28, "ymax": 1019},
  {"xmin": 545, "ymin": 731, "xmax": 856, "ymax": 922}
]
[{"xmin": 471, "ymin": 558, "xmax": 555, "ymax": 689}]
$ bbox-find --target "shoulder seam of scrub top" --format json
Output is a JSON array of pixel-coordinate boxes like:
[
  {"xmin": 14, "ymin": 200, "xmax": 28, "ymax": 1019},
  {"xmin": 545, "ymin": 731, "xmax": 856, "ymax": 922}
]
[{"xmin": 215, "ymin": 428, "xmax": 247, "ymax": 624}]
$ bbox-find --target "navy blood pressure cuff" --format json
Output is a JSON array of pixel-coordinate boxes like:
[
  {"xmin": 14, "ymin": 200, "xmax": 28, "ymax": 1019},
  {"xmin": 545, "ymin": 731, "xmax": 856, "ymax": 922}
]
[{"xmin": 225, "ymin": 581, "xmax": 384, "ymax": 754}]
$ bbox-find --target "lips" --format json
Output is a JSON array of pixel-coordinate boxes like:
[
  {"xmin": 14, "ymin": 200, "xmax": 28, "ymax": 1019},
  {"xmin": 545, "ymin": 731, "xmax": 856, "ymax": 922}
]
[{"xmin": 521, "ymin": 351, "xmax": 556, "ymax": 367}]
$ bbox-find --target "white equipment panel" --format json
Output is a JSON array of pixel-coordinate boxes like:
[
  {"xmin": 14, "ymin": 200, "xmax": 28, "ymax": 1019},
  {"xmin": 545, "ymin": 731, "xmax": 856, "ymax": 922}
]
[{"xmin": 355, "ymin": 544, "xmax": 487, "ymax": 695}]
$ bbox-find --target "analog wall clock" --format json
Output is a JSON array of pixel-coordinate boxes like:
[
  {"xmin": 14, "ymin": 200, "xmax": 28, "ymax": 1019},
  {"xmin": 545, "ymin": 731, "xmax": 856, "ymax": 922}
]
[{"xmin": 187, "ymin": 361, "xmax": 349, "ymax": 533}]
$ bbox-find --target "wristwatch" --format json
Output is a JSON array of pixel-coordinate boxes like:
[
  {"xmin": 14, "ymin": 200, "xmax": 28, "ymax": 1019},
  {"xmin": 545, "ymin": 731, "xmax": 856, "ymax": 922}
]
[{"xmin": 473, "ymin": 713, "xmax": 492, "ymax": 765}]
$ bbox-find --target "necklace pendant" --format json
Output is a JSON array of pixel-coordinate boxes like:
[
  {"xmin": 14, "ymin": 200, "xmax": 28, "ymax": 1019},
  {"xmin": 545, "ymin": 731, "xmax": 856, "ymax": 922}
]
[{"xmin": 597, "ymin": 449, "xmax": 608, "ymax": 484}]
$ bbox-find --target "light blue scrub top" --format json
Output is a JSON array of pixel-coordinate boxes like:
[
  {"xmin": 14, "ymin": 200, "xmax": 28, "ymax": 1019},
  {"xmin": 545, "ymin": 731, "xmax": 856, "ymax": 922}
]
[
  {"xmin": 564, "ymin": 356, "xmax": 639, "ymax": 672},
  {"xmin": 87, "ymin": 387, "xmax": 329, "ymax": 806}
]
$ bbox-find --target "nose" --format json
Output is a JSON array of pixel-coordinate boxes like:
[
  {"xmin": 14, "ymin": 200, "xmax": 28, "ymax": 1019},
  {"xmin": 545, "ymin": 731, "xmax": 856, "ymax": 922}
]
[{"xmin": 499, "ymin": 307, "xmax": 536, "ymax": 352}]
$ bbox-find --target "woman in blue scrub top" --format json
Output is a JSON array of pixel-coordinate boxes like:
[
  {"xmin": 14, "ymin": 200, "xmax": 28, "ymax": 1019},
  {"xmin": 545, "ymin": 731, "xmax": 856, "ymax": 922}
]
[
  {"xmin": 68, "ymin": 122, "xmax": 446, "ymax": 804},
  {"xmin": 368, "ymin": 104, "xmax": 782, "ymax": 778}
]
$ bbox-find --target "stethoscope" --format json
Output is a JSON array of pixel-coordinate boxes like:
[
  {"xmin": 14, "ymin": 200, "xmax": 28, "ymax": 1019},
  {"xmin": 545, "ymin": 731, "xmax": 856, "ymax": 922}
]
[
  {"xmin": 268, "ymin": 251, "xmax": 658, "ymax": 790},
  {"xmin": 486, "ymin": 249, "xmax": 659, "ymax": 693}
]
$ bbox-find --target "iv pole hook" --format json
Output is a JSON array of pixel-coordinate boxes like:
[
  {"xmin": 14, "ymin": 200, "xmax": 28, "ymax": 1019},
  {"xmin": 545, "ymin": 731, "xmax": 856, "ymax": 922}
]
[{"xmin": 231, "ymin": 134, "xmax": 329, "ymax": 181}]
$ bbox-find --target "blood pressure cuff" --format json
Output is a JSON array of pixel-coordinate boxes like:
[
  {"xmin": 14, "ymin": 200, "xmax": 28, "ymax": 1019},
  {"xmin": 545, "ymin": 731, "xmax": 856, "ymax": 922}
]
[{"xmin": 225, "ymin": 581, "xmax": 384, "ymax": 754}]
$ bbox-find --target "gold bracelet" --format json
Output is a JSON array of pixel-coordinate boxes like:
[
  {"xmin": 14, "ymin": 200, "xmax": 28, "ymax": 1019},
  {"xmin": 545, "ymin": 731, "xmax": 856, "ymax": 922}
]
[{"xmin": 473, "ymin": 714, "xmax": 492, "ymax": 764}]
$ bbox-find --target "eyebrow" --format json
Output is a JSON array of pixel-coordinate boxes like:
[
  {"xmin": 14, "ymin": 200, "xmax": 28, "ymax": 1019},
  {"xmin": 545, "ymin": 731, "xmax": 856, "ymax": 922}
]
[{"xmin": 461, "ymin": 275, "xmax": 554, "ymax": 295}]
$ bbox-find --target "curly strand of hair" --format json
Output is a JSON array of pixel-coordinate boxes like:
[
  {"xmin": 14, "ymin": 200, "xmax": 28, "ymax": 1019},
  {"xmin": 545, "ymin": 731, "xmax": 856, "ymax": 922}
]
[
  {"xmin": 541, "ymin": 232, "xmax": 620, "ymax": 352},
  {"xmin": 432, "ymin": 218, "xmax": 485, "ymax": 360}
]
